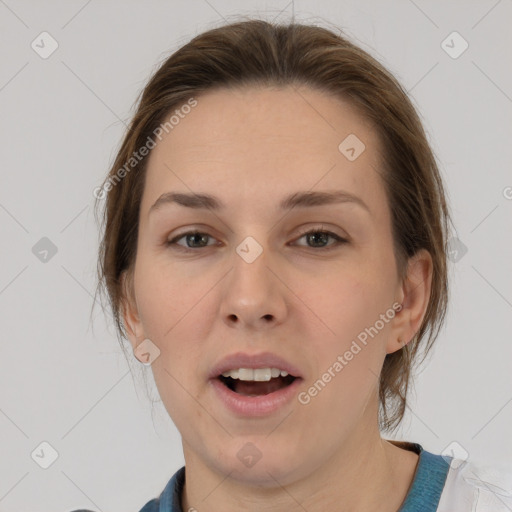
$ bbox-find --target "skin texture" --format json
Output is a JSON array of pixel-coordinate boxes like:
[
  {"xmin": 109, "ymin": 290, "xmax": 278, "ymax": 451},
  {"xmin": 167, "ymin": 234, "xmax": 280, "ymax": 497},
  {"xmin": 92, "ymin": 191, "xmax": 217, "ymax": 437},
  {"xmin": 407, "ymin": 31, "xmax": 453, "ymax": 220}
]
[{"xmin": 122, "ymin": 85, "xmax": 433, "ymax": 511}]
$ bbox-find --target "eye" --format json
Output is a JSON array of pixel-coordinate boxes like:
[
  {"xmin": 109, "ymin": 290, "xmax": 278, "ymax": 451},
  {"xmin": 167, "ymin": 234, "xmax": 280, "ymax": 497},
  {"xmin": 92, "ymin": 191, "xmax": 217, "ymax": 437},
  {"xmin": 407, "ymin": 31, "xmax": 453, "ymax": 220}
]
[
  {"xmin": 293, "ymin": 226, "xmax": 347, "ymax": 249},
  {"xmin": 165, "ymin": 226, "xmax": 348, "ymax": 252},
  {"xmin": 166, "ymin": 230, "xmax": 219, "ymax": 250}
]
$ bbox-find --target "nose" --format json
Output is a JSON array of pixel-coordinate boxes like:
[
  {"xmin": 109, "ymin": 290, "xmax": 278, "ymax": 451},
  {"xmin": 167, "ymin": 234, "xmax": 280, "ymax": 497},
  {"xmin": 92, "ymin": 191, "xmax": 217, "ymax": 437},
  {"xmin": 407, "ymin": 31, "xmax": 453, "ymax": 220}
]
[{"xmin": 219, "ymin": 242, "xmax": 288, "ymax": 330}]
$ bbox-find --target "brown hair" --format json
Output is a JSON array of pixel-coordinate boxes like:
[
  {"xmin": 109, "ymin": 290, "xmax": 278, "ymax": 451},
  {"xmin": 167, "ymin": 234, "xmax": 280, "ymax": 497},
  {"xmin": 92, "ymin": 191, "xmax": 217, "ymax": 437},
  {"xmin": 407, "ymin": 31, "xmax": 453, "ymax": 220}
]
[{"xmin": 94, "ymin": 18, "xmax": 452, "ymax": 432}]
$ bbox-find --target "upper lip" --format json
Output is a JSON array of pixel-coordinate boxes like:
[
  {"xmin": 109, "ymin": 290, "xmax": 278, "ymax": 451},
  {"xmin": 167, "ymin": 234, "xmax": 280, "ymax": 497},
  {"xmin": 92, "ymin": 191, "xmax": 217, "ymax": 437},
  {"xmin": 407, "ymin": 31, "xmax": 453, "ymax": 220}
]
[{"xmin": 209, "ymin": 351, "xmax": 303, "ymax": 380}]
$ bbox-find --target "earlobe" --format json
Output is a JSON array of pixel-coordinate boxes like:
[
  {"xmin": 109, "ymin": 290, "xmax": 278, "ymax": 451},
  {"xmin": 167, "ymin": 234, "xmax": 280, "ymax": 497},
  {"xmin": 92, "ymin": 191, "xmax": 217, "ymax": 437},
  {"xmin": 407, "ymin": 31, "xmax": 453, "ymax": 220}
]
[{"xmin": 386, "ymin": 249, "xmax": 433, "ymax": 355}]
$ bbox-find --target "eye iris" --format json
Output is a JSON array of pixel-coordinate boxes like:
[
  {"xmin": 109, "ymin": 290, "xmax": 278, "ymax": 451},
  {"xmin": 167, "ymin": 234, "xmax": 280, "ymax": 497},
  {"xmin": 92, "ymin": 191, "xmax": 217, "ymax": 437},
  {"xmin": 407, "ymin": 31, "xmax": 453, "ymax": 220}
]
[
  {"xmin": 187, "ymin": 233, "xmax": 208, "ymax": 247},
  {"xmin": 174, "ymin": 230, "xmax": 336, "ymax": 249},
  {"xmin": 307, "ymin": 231, "xmax": 329, "ymax": 247}
]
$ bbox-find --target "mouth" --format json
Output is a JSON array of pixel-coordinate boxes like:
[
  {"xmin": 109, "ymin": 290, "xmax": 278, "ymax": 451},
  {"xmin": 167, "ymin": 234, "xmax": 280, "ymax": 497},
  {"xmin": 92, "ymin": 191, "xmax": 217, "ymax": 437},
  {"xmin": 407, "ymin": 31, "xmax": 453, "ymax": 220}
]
[
  {"xmin": 217, "ymin": 368, "xmax": 298, "ymax": 397},
  {"xmin": 209, "ymin": 352, "xmax": 303, "ymax": 415}
]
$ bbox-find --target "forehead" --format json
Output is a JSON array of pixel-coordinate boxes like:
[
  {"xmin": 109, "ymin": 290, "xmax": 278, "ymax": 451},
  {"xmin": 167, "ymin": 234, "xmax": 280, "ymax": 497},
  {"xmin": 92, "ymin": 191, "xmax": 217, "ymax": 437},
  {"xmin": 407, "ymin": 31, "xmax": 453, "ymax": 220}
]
[{"xmin": 141, "ymin": 85, "xmax": 385, "ymax": 216}]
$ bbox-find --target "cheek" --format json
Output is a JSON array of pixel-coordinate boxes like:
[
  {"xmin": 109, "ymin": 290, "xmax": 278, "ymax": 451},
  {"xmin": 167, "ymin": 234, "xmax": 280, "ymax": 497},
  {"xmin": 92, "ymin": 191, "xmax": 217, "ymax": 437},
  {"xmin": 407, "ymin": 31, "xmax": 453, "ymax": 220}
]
[
  {"xmin": 297, "ymin": 275, "xmax": 386, "ymax": 417},
  {"xmin": 296, "ymin": 261, "xmax": 391, "ymax": 338},
  {"xmin": 134, "ymin": 254, "xmax": 216, "ymax": 342},
  {"xmin": 134, "ymin": 264, "xmax": 208, "ymax": 420},
  {"xmin": 292, "ymin": 258, "xmax": 394, "ymax": 395}
]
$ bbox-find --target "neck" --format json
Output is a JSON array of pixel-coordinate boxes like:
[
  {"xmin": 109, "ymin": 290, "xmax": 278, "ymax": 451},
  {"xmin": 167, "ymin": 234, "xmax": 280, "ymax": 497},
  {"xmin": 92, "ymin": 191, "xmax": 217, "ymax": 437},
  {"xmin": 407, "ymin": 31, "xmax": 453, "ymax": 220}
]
[{"xmin": 181, "ymin": 413, "xmax": 418, "ymax": 512}]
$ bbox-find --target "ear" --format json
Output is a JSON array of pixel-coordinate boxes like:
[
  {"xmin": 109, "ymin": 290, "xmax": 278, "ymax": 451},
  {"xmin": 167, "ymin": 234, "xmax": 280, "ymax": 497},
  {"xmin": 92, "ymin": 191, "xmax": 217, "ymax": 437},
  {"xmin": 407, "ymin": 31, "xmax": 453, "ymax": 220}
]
[
  {"xmin": 386, "ymin": 249, "xmax": 433, "ymax": 354},
  {"xmin": 120, "ymin": 270, "xmax": 144, "ymax": 352}
]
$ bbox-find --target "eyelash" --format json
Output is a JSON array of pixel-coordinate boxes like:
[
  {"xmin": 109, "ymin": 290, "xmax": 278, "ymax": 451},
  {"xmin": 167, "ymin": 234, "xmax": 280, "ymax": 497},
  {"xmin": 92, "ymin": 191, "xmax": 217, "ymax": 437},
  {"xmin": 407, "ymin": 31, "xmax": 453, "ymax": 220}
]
[{"xmin": 165, "ymin": 227, "xmax": 348, "ymax": 253}]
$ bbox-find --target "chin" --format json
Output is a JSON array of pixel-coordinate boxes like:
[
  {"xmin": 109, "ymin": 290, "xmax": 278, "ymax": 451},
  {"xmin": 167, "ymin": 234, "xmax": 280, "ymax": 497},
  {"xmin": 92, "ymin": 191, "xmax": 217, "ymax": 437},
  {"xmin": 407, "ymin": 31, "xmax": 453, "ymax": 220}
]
[{"xmin": 207, "ymin": 441, "xmax": 307, "ymax": 487}]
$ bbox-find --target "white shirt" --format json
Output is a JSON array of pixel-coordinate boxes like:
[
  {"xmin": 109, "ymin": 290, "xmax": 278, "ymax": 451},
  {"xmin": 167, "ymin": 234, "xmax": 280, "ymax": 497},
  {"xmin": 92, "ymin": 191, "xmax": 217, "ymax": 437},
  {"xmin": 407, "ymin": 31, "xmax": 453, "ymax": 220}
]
[{"xmin": 438, "ymin": 458, "xmax": 512, "ymax": 511}]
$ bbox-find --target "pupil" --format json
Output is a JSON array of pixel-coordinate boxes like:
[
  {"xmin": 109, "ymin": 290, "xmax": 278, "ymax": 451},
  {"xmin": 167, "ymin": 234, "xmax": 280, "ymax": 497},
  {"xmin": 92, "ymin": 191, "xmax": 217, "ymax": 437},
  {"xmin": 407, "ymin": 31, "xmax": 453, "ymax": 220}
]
[
  {"xmin": 308, "ymin": 232, "xmax": 328, "ymax": 247},
  {"xmin": 187, "ymin": 233, "xmax": 208, "ymax": 247}
]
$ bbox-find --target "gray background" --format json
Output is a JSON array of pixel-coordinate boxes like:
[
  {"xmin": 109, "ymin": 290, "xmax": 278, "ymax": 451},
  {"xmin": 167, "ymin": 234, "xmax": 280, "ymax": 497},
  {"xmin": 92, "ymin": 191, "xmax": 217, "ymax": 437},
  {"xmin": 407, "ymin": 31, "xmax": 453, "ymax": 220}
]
[{"xmin": 0, "ymin": 0, "xmax": 511, "ymax": 510}]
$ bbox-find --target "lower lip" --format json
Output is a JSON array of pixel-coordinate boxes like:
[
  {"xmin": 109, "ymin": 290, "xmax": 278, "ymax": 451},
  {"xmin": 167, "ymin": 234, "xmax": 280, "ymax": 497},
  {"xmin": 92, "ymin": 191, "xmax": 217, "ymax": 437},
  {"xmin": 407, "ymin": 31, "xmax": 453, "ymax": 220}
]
[{"xmin": 209, "ymin": 377, "xmax": 302, "ymax": 417}]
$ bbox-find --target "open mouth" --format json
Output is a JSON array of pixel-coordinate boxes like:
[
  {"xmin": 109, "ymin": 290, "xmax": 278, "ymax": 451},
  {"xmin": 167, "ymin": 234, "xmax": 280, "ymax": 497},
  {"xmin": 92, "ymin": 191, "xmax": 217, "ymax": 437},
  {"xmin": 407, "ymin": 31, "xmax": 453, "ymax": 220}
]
[{"xmin": 217, "ymin": 372, "xmax": 298, "ymax": 397}]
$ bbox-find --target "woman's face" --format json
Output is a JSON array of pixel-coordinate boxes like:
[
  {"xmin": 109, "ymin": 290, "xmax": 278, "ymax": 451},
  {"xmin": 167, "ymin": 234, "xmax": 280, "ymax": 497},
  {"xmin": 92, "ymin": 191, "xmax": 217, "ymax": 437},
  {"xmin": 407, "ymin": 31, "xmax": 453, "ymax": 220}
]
[{"xmin": 123, "ymin": 85, "xmax": 428, "ymax": 485}]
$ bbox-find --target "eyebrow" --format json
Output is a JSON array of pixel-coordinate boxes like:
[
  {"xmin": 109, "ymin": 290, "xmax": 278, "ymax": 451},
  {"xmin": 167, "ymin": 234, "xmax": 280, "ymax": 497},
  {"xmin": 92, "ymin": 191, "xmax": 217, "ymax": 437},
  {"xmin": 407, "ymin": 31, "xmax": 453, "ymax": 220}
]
[{"xmin": 149, "ymin": 190, "xmax": 370, "ymax": 215}]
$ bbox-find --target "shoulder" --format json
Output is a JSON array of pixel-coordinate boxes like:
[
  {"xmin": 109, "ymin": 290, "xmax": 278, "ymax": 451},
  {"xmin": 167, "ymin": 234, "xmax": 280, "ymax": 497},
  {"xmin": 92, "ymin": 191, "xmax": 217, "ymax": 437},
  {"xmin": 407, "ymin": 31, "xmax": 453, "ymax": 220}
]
[
  {"xmin": 68, "ymin": 466, "xmax": 182, "ymax": 512},
  {"xmin": 138, "ymin": 497, "xmax": 160, "ymax": 511},
  {"xmin": 138, "ymin": 465, "xmax": 186, "ymax": 511},
  {"xmin": 69, "ymin": 490, "xmax": 166, "ymax": 512},
  {"xmin": 67, "ymin": 502, "xmax": 160, "ymax": 512},
  {"xmin": 68, "ymin": 501, "xmax": 160, "ymax": 512},
  {"xmin": 438, "ymin": 458, "xmax": 512, "ymax": 511}
]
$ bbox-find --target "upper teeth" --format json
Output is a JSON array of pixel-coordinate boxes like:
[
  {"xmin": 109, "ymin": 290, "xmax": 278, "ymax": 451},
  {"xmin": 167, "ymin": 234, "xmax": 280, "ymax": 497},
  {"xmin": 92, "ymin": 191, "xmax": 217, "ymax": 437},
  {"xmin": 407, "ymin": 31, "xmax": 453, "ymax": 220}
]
[{"xmin": 221, "ymin": 368, "xmax": 289, "ymax": 381}]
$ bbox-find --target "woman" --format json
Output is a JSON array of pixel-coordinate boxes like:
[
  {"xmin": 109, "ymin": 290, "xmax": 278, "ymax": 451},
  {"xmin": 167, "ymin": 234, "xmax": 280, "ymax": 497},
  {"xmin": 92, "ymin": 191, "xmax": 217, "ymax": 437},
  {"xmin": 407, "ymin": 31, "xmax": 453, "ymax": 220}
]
[{"xmin": 86, "ymin": 19, "xmax": 511, "ymax": 512}]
